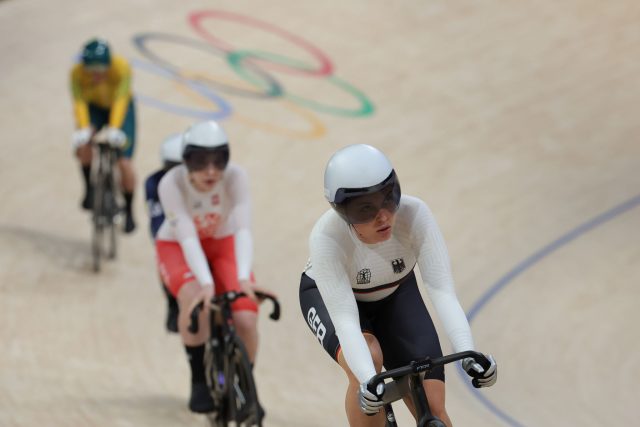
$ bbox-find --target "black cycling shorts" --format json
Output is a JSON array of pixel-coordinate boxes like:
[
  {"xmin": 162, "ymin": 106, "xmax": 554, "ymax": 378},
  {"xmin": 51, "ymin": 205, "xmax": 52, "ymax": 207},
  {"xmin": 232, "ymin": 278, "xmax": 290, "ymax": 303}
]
[{"xmin": 299, "ymin": 270, "xmax": 444, "ymax": 381}]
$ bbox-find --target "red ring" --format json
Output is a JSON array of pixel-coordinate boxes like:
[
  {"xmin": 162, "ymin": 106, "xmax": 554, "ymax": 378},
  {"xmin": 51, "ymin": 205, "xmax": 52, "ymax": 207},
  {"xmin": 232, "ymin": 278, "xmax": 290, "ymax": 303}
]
[{"xmin": 189, "ymin": 10, "xmax": 334, "ymax": 77}]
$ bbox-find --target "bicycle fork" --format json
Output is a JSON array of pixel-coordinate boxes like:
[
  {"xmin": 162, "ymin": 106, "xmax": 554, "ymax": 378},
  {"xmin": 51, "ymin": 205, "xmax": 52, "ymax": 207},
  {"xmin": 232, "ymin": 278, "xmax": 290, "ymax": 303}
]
[
  {"xmin": 384, "ymin": 403, "xmax": 398, "ymax": 427},
  {"xmin": 206, "ymin": 328, "xmax": 227, "ymax": 401},
  {"xmin": 384, "ymin": 374, "xmax": 442, "ymax": 427}
]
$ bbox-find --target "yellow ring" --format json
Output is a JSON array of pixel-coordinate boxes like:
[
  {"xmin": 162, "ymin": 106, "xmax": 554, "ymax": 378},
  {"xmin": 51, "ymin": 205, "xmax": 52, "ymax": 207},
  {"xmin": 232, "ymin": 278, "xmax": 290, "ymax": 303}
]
[{"xmin": 174, "ymin": 70, "xmax": 326, "ymax": 139}]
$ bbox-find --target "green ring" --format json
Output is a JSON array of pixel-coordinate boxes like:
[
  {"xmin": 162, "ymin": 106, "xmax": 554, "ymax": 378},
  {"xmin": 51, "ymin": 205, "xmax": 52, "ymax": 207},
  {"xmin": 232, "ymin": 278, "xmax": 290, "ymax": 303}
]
[{"xmin": 227, "ymin": 50, "xmax": 375, "ymax": 118}]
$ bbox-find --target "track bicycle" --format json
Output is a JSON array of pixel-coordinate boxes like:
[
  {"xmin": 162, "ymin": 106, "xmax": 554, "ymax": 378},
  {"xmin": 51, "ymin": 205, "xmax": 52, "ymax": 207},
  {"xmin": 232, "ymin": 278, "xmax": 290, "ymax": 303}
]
[
  {"xmin": 367, "ymin": 350, "xmax": 492, "ymax": 427},
  {"xmin": 90, "ymin": 128, "xmax": 122, "ymax": 272},
  {"xmin": 189, "ymin": 290, "xmax": 281, "ymax": 427}
]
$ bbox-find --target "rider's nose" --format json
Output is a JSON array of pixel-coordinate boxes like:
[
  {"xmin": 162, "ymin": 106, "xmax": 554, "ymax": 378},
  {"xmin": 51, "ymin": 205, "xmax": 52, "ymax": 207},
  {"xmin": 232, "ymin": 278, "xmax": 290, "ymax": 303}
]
[
  {"xmin": 204, "ymin": 163, "xmax": 217, "ymax": 175},
  {"xmin": 376, "ymin": 209, "xmax": 390, "ymax": 223}
]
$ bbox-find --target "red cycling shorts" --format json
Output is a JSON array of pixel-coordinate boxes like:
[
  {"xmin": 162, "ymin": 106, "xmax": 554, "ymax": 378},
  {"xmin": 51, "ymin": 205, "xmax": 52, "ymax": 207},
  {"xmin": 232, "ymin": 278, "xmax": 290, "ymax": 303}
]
[{"xmin": 156, "ymin": 235, "xmax": 257, "ymax": 313}]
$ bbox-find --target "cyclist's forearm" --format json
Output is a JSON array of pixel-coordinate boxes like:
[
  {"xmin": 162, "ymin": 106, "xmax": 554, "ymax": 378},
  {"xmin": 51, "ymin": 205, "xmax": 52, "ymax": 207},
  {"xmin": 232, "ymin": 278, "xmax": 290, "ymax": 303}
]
[
  {"xmin": 73, "ymin": 99, "xmax": 90, "ymax": 129},
  {"xmin": 429, "ymin": 288, "xmax": 475, "ymax": 352},
  {"xmin": 70, "ymin": 72, "xmax": 90, "ymax": 128},
  {"xmin": 234, "ymin": 228, "xmax": 252, "ymax": 281},
  {"xmin": 180, "ymin": 236, "xmax": 214, "ymax": 287},
  {"xmin": 315, "ymin": 270, "xmax": 376, "ymax": 383},
  {"xmin": 337, "ymin": 322, "xmax": 377, "ymax": 384},
  {"xmin": 108, "ymin": 68, "xmax": 131, "ymax": 128},
  {"xmin": 108, "ymin": 94, "xmax": 130, "ymax": 129},
  {"xmin": 414, "ymin": 202, "xmax": 475, "ymax": 352}
]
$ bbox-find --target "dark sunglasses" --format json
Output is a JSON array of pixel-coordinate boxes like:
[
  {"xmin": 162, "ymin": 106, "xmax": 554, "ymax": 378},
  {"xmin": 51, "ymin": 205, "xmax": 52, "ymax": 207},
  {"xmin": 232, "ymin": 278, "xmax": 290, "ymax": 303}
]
[
  {"xmin": 184, "ymin": 147, "xmax": 229, "ymax": 172},
  {"xmin": 341, "ymin": 182, "xmax": 401, "ymax": 224}
]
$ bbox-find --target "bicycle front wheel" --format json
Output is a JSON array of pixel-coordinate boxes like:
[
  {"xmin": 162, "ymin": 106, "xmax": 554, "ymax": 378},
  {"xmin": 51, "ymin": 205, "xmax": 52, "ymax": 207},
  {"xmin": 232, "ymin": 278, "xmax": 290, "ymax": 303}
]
[
  {"xmin": 205, "ymin": 334, "xmax": 228, "ymax": 427},
  {"xmin": 91, "ymin": 165, "xmax": 106, "ymax": 272},
  {"xmin": 226, "ymin": 336, "xmax": 261, "ymax": 427},
  {"xmin": 103, "ymin": 177, "xmax": 118, "ymax": 260}
]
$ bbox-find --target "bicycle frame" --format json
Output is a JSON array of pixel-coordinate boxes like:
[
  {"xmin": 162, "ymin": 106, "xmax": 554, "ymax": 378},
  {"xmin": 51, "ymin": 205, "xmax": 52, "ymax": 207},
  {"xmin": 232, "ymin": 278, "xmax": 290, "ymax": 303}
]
[
  {"xmin": 189, "ymin": 291, "xmax": 280, "ymax": 427},
  {"xmin": 368, "ymin": 351, "xmax": 489, "ymax": 427},
  {"xmin": 91, "ymin": 136, "xmax": 120, "ymax": 272},
  {"xmin": 206, "ymin": 298, "xmax": 236, "ymax": 422}
]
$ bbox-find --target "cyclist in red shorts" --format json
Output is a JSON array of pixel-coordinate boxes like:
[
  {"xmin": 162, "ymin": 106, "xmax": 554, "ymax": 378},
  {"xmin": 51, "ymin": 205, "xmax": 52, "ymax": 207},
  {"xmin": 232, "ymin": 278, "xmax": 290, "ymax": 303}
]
[{"xmin": 155, "ymin": 120, "xmax": 259, "ymax": 413}]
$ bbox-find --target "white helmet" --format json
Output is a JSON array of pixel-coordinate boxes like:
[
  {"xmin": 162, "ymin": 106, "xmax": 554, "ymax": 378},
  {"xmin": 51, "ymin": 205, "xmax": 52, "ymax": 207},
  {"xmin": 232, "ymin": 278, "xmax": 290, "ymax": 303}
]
[
  {"xmin": 324, "ymin": 144, "xmax": 401, "ymax": 223},
  {"xmin": 182, "ymin": 120, "xmax": 228, "ymax": 152},
  {"xmin": 181, "ymin": 120, "xmax": 230, "ymax": 170},
  {"xmin": 160, "ymin": 134, "xmax": 183, "ymax": 164}
]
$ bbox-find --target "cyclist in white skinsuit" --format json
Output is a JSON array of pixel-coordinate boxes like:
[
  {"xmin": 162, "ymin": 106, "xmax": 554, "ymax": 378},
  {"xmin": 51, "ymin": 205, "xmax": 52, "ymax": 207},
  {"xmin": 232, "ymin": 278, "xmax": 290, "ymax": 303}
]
[
  {"xmin": 299, "ymin": 144, "xmax": 497, "ymax": 427},
  {"xmin": 155, "ymin": 121, "xmax": 260, "ymax": 414}
]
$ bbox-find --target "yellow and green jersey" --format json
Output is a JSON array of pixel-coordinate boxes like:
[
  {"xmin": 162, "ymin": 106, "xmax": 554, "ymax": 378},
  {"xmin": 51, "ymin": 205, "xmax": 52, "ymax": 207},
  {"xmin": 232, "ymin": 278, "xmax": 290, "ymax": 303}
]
[{"xmin": 70, "ymin": 54, "xmax": 132, "ymax": 129}]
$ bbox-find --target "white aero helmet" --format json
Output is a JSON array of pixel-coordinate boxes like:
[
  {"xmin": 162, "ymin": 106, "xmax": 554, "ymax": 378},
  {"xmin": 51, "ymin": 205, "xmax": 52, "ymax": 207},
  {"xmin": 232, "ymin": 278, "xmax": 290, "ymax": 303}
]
[
  {"xmin": 324, "ymin": 144, "xmax": 401, "ymax": 224},
  {"xmin": 181, "ymin": 120, "xmax": 230, "ymax": 171},
  {"xmin": 160, "ymin": 133, "xmax": 183, "ymax": 165}
]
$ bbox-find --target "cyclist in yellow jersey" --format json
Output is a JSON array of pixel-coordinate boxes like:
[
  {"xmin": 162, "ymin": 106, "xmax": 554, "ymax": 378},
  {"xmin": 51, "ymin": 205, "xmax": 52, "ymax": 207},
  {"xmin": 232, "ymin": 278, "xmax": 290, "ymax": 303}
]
[{"xmin": 70, "ymin": 38, "xmax": 137, "ymax": 233}]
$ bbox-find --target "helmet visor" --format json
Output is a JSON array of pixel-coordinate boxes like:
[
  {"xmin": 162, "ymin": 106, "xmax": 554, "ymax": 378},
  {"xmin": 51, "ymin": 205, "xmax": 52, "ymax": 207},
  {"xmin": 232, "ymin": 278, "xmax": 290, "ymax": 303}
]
[
  {"xmin": 184, "ymin": 146, "xmax": 229, "ymax": 171},
  {"xmin": 333, "ymin": 172, "xmax": 401, "ymax": 224}
]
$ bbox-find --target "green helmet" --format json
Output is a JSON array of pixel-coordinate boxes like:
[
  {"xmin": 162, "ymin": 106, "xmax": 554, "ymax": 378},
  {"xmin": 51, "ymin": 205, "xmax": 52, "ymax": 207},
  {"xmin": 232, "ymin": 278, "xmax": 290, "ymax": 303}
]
[{"xmin": 81, "ymin": 38, "xmax": 111, "ymax": 67}]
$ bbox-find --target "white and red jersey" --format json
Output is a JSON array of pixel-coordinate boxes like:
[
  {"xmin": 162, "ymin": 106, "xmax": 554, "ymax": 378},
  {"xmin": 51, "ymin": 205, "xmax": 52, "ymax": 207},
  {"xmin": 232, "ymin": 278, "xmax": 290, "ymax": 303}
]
[
  {"xmin": 157, "ymin": 163, "xmax": 252, "ymax": 288},
  {"xmin": 305, "ymin": 195, "xmax": 475, "ymax": 383}
]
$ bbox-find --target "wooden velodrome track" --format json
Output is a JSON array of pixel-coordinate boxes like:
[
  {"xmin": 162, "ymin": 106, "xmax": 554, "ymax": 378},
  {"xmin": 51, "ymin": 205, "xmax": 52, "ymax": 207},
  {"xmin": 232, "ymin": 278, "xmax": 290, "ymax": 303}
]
[{"xmin": 1, "ymin": 1, "xmax": 638, "ymax": 426}]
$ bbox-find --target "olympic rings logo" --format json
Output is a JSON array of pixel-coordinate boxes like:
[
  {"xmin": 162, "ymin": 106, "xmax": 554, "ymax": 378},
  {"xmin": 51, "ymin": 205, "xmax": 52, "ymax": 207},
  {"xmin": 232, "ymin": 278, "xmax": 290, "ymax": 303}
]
[{"xmin": 131, "ymin": 10, "xmax": 375, "ymax": 139}]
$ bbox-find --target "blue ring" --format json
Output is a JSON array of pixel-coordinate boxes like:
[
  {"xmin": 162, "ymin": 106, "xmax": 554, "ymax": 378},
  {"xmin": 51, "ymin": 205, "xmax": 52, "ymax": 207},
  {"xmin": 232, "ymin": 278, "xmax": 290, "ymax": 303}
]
[
  {"xmin": 132, "ymin": 32, "xmax": 283, "ymax": 99},
  {"xmin": 131, "ymin": 58, "xmax": 232, "ymax": 120}
]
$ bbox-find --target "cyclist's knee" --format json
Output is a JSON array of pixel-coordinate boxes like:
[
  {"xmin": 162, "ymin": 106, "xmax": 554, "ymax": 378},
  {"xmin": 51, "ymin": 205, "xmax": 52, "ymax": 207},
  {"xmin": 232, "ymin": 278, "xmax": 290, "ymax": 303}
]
[
  {"xmin": 176, "ymin": 281, "xmax": 201, "ymax": 306},
  {"xmin": 232, "ymin": 310, "xmax": 258, "ymax": 334},
  {"xmin": 118, "ymin": 157, "xmax": 132, "ymax": 167},
  {"xmin": 176, "ymin": 281, "xmax": 209, "ymax": 343},
  {"xmin": 118, "ymin": 158, "xmax": 135, "ymax": 176},
  {"xmin": 177, "ymin": 281, "xmax": 207, "ymax": 323},
  {"xmin": 76, "ymin": 144, "xmax": 92, "ymax": 163}
]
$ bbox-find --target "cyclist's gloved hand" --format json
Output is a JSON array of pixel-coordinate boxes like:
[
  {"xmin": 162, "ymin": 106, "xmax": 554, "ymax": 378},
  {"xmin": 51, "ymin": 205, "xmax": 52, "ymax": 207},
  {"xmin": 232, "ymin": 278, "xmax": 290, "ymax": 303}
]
[
  {"xmin": 106, "ymin": 127, "xmax": 127, "ymax": 148},
  {"xmin": 358, "ymin": 382, "xmax": 384, "ymax": 415},
  {"xmin": 462, "ymin": 354, "xmax": 497, "ymax": 388},
  {"xmin": 72, "ymin": 127, "xmax": 92, "ymax": 148}
]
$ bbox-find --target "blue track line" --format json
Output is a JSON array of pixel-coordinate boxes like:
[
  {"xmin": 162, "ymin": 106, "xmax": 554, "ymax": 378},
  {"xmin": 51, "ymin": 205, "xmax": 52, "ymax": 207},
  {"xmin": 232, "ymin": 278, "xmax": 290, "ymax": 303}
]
[{"xmin": 457, "ymin": 193, "xmax": 640, "ymax": 427}]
